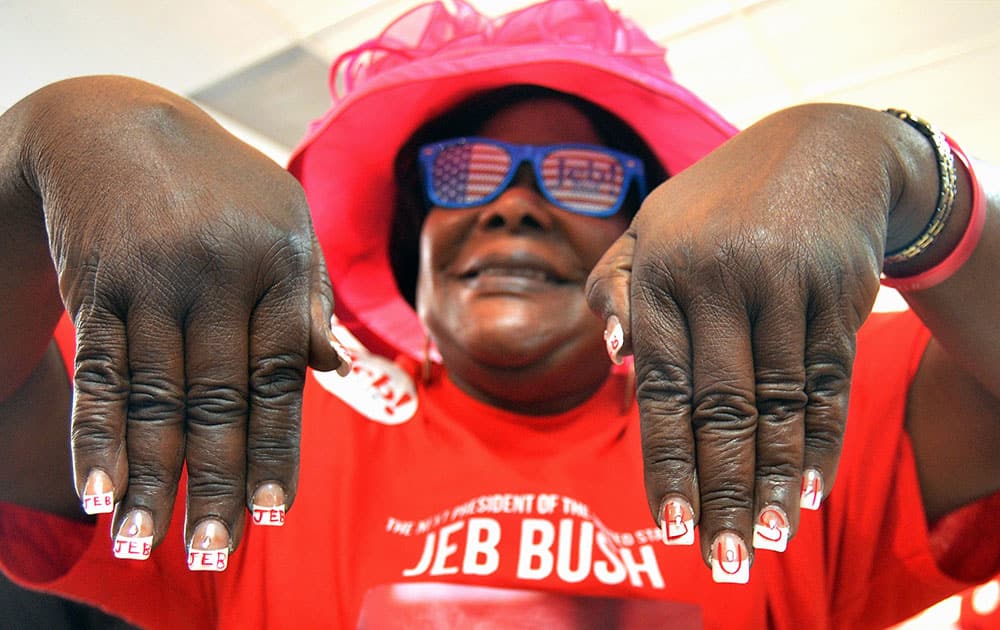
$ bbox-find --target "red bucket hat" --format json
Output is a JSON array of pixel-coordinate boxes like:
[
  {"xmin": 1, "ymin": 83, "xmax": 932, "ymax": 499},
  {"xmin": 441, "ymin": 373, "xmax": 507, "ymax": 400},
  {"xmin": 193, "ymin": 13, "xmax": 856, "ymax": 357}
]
[{"xmin": 288, "ymin": 0, "xmax": 738, "ymax": 361}]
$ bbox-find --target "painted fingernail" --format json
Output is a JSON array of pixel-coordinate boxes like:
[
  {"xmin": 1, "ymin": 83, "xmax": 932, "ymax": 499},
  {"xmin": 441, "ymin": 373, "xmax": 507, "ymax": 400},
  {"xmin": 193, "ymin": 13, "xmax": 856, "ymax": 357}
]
[
  {"xmin": 800, "ymin": 468, "xmax": 824, "ymax": 510},
  {"xmin": 753, "ymin": 505, "xmax": 790, "ymax": 552},
  {"xmin": 604, "ymin": 315, "xmax": 624, "ymax": 365},
  {"xmin": 711, "ymin": 532, "xmax": 750, "ymax": 584},
  {"xmin": 251, "ymin": 482, "xmax": 286, "ymax": 526},
  {"xmin": 113, "ymin": 509, "xmax": 154, "ymax": 560},
  {"xmin": 81, "ymin": 469, "xmax": 115, "ymax": 515},
  {"xmin": 187, "ymin": 519, "xmax": 230, "ymax": 572},
  {"xmin": 660, "ymin": 496, "xmax": 695, "ymax": 545},
  {"xmin": 329, "ymin": 335, "xmax": 353, "ymax": 377}
]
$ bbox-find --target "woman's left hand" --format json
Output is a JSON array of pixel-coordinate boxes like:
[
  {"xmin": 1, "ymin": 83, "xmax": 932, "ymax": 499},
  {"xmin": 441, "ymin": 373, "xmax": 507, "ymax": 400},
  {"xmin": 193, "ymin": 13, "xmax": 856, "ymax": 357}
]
[{"xmin": 587, "ymin": 104, "xmax": 904, "ymax": 580}]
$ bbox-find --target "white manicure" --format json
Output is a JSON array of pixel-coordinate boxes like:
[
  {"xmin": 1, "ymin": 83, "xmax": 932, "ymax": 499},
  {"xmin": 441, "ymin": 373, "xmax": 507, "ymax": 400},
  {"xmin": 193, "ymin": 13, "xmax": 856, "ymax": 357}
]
[
  {"xmin": 113, "ymin": 510, "xmax": 154, "ymax": 560},
  {"xmin": 711, "ymin": 532, "xmax": 750, "ymax": 584},
  {"xmin": 82, "ymin": 469, "xmax": 115, "ymax": 515},
  {"xmin": 753, "ymin": 506, "xmax": 789, "ymax": 552},
  {"xmin": 187, "ymin": 519, "xmax": 230, "ymax": 572},
  {"xmin": 800, "ymin": 468, "xmax": 824, "ymax": 511},
  {"xmin": 604, "ymin": 315, "xmax": 624, "ymax": 365},
  {"xmin": 660, "ymin": 497, "xmax": 695, "ymax": 546}
]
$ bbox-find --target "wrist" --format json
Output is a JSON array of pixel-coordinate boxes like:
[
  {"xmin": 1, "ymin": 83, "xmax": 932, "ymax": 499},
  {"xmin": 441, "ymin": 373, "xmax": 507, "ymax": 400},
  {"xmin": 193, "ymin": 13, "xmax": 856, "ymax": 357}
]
[
  {"xmin": 881, "ymin": 111, "xmax": 971, "ymax": 281},
  {"xmin": 882, "ymin": 138, "xmax": 984, "ymax": 292}
]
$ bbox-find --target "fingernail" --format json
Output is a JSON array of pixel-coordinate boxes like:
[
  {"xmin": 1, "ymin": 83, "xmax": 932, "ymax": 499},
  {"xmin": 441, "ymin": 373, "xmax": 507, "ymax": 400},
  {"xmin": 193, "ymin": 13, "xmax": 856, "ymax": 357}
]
[
  {"xmin": 187, "ymin": 519, "xmax": 230, "ymax": 572},
  {"xmin": 660, "ymin": 496, "xmax": 695, "ymax": 545},
  {"xmin": 81, "ymin": 469, "xmax": 115, "ymax": 515},
  {"xmin": 251, "ymin": 482, "xmax": 286, "ymax": 526},
  {"xmin": 753, "ymin": 505, "xmax": 789, "ymax": 552},
  {"xmin": 711, "ymin": 532, "xmax": 750, "ymax": 584},
  {"xmin": 329, "ymin": 334, "xmax": 353, "ymax": 377},
  {"xmin": 604, "ymin": 315, "xmax": 624, "ymax": 365},
  {"xmin": 113, "ymin": 509, "xmax": 154, "ymax": 560},
  {"xmin": 800, "ymin": 468, "xmax": 824, "ymax": 511}
]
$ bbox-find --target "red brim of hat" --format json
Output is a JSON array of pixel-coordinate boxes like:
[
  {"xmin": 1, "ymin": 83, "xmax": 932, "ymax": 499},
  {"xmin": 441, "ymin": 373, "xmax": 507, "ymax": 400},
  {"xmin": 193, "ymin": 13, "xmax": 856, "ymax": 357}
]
[{"xmin": 288, "ymin": 46, "xmax": 738, "ymax": 361}]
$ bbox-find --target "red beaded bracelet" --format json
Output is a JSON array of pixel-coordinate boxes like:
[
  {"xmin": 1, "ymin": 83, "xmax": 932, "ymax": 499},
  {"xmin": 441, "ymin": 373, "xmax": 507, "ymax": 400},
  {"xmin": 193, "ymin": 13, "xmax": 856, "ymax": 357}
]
[{"xmin": 881, "ymin": 136, "xmax": 986, "ymax": 292}]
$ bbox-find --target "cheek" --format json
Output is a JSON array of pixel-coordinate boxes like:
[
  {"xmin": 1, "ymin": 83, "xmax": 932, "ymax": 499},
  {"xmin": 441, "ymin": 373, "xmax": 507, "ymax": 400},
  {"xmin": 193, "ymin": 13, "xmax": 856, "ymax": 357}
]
[
  {"xmin": 572, "ymin": 218, "xmax": 629, "ymax": 267},
  {"xmin": 415, "ymin": 212, "xmax": 463, "ymax": 326},
  {"xmin": 415, "ymin": 244, "xmax": 433, "ymax": 326}
]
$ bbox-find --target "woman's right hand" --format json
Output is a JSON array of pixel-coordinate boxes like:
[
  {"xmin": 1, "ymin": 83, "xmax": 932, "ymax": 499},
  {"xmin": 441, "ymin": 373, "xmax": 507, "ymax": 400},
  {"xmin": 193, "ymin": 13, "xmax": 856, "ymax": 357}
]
[{"xmin": 14, "ymin": 76, "xmax": 345, "ymax": 568}]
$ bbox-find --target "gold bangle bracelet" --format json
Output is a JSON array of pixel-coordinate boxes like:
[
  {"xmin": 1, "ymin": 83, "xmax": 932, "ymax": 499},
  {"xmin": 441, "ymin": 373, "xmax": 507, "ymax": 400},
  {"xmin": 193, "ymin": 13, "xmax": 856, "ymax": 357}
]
[{"xmin": 883, "ymin": 108, "xmax": 957, "ymax": 266}]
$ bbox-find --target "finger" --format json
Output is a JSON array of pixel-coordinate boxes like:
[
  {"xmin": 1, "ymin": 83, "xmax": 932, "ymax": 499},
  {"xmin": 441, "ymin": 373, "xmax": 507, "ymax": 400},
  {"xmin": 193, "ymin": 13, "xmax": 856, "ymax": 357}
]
[
  {"xmin": 245, "ymin": 259, "xmax": 311, "ymax": 531},
  {"xmin": 628, "ymin": 263, "xmax": 699, "ymax": 548},
  {"xmin": 687, "ymin": 290, "xmax": 757, "ymax": 584},
  {"xmin": 799, "ymin": 291, "xmax": 854, "ymax": 512},
  {"xmin": 111, "ymin": 304, "xmax": 186, "ymax": 561},
  {"xmin": 307, "ymin": 230, "xmax": 349, "ymax": 376},
  {"xmin": 749, "ymin": 290, "xmax": 808, "ymax": 554},
  {"xmin": 70, "ymin": 305, "xmax": 130, "ymax": 518},
  {"xmin": 586, "ymin": 228, "xmax": 636, "ymax": 364},
  {"xmin": 183, "ymin": 298, "xmax": 251, "ymax": 573}
]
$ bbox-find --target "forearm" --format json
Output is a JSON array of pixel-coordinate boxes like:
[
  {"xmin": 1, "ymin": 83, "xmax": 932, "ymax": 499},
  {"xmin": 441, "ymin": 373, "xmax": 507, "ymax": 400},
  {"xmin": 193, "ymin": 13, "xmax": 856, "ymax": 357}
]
[
  {"xmin": 894, "ymin": 156, "xmax": 1000, "ymax": 398},
  {"xmin": 0, "ymin": 89, "xmax": 82, "ymax": 517},
  {"xmin": 0, "ymin": 89, "xmax": 64, "ymax": 400},
  {"xmin": 881, "ymin": 109, "xmax": 1000, "ymax": 399},
  {"xmin": 881, "ymin": 113, "xmax": 1000, "ymax": 520}
]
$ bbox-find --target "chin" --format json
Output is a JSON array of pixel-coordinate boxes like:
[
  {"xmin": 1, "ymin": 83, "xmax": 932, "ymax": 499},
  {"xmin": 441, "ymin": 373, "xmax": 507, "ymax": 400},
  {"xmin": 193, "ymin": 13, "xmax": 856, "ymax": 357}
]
[{"xmin": 460, "ymin": 328, "xmax": 557, "ymax": 369}]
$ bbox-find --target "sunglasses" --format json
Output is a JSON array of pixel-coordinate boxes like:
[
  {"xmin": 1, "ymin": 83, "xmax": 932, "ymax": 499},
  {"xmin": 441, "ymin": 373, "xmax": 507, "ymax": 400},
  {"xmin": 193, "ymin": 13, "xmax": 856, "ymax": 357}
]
[{"xmin": 417, "ymin": 137, "xmax": 647, "ymax": 217}]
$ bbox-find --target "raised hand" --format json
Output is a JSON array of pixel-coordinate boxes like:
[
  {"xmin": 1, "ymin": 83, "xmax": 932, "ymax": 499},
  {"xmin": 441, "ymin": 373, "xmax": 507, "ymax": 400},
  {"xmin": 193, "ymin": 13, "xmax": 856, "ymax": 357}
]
[
  {"xmin": 11, "ymin": 76, "xmax": 345, "ymax": 569},
  {"xmin": 587, "ymin": 104, "xmax": 908, "ymax": 581}
]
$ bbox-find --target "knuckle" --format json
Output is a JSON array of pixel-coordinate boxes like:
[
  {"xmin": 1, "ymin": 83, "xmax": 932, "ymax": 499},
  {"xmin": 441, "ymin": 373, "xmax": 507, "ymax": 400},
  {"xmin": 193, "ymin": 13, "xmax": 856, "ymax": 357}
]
[
  {"xmin": 755, "ymin": 375, "xmax": 807, "ymax": 425},
  {"xmin": 632, "ymin": 263, "xmax": 679, "ymax": 304},
  {"xmin": 129, "ymin": 370, "xmax": 185, "ymax": 423},
  {"xmin": 250, "ymin": 354, "xmax": 306, "ymax": 403},
  {"xmin": 691, "ymin": 387, "xmax": 756, "ymax": 433},
  {"xmin": 70, "ymin": 416, "xmax": 117, "ymax": 452},
  {"xmin": 642, "ymin": 442, "xmax": 696, "ymax": 480},
  {"xmin": 803, "ymin": 421, "xmax": 845, "ymax": 456},
  {"xmin": 125, "ymin": 460, "xmax": 179, "ymax": 494},
  {"xmin": 257, "ymin": 234, "xmax": 311, "ymax": 277},
  {"xmin": 63, "ymin": 258, "xmax": 129, "ymax": 315},
  {"xmin": 755, "ymin": 460, "xmax": 800, "ymax": 482},
  {"xmin": 247, "ymin": 432, "xmax": 301, "ymax": 465},
  {"xmin": 73, "ymin": 354, "xmax": 129, "ymax": 401},
  {"xmin": 699, "ymin": 483, "xmax": 754, "ymax": 513},
  {"xmin": 584, "ymin": 272, "xmax": 611, "ymax": 311},
  {"xmin": 187, "ymin": 382, "xmax": 248, "ymax": 426},
  {"xmin": 806, "ymin": 357, "xmax": 852, "ymax": 394},
  {"xmin": 186, "ymin": 474, "xmax": 243, "ymax": 502},
  {"xmin": 642, "ymin": 426, "xmax": 695, "ymax": 471},
  {"xmin": 635, "ymin": 363, "xmax": 691, "ymax": 411}
]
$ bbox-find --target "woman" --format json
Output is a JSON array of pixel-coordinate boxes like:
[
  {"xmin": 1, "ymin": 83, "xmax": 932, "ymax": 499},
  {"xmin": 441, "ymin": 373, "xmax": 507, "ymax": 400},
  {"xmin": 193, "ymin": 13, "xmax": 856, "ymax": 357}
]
[{"xmin": 0, "ymin": 0, "xmax": 997, "ymax": 627}]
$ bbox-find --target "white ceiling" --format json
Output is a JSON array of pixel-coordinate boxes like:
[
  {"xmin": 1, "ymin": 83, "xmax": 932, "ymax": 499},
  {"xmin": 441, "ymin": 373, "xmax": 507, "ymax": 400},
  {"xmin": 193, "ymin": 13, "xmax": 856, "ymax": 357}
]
[{"xmin": 4, "ymin": 0, "xmax": 1000, "ymax": 167}]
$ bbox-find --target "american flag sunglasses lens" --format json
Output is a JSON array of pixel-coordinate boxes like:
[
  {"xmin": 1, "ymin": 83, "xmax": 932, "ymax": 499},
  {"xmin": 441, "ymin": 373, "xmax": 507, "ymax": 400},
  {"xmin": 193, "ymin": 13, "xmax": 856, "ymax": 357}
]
[
  {"xmin": 540, "ymin": 149, "xmax": 625, "ymax": 214},
  {"xmin": 430, "ymin": 143, "xmax": 512, "ymax": 205}
]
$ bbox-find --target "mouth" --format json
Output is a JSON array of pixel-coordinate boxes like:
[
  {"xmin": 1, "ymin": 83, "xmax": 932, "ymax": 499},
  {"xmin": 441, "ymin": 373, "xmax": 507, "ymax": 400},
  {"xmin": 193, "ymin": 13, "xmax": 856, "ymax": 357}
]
[{"xmin": 458, "ymin": 264, "xmax": 568, "ymax": 285}]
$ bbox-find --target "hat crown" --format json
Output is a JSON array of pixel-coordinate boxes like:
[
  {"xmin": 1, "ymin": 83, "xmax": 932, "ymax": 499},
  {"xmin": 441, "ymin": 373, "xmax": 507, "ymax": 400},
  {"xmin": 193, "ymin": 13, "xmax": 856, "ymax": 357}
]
[{"xmin": 331, "ymin": 0, "xmax": 672, "ymax": 104}]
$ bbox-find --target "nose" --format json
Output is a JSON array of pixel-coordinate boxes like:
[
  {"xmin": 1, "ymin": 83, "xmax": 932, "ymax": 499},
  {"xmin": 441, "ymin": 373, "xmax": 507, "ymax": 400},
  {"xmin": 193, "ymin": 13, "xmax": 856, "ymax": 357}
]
[{"xmin": 476, "ymin": 164, "xmax": 554, "ymax": 232}]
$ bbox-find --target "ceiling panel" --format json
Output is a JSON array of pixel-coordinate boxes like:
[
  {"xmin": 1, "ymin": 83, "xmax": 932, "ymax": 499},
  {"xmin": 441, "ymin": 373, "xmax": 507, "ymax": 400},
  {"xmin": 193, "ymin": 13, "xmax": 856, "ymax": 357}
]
[
  {"xmin": 2, "ymin": 0, "xmax": 999, "ymax": 165},
  {"xmin": 821, "ymin": 42, "xmax": 1000, "ymax": 162},
  {"xmin": 2, "ymin": 0, "xmax": 302, "ymax": 101},
  {"xmin": 664, "ymin": 17, "xmax": 796, "ymax": 125}
]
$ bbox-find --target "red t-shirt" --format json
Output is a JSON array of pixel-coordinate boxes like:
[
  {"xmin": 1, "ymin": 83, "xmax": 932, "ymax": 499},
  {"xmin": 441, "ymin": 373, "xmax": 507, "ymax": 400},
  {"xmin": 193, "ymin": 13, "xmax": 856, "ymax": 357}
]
[{"xmin": 0, "ymin": 310, "xmax": 996, "ymax": 628}]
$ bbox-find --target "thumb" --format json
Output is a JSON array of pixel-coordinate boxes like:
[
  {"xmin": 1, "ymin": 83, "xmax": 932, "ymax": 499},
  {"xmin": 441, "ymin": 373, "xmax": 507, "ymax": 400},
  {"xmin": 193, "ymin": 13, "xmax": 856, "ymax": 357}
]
[
  {"xmin": 307, "ymin": 231, "xmax": 351, "ymax": 376},
  {"xmin": 586, "ymin": 228, "xmax": 635, "ymax": 365}
]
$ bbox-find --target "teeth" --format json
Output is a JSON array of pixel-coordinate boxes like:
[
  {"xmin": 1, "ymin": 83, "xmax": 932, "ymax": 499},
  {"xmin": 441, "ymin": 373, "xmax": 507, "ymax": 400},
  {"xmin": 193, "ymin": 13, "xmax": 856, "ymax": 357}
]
[{"xmin": 476, "ymin": 267, "xmax": 551, "ymax": 281}]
